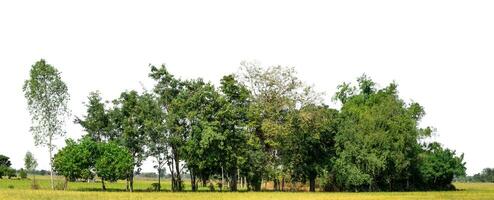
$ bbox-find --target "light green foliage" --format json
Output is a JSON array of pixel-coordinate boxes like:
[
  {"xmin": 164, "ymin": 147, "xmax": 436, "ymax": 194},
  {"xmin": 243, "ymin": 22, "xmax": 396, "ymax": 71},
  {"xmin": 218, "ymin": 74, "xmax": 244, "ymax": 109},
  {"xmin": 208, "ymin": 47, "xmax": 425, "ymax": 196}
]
[{"xmin": 22, "ymin": 59, "xmax": 70, "ymax": 189}]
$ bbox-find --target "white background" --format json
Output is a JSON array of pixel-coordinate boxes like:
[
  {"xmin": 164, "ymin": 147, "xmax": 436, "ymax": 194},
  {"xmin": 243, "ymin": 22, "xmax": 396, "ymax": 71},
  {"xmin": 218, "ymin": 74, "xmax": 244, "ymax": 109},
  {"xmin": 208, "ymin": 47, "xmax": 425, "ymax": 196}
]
[{"xmin": 0, "ymin": 0, "xmax": 493, "ymax": 175}]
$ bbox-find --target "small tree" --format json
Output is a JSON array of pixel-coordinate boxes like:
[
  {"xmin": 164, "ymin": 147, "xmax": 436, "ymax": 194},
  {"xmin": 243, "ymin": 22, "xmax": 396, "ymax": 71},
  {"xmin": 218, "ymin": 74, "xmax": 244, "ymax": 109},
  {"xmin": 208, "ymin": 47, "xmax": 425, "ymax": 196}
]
[
  {"xmin": 95, "ymin": 142, "xmax": 133, "ymax": 191},
  {"xmin": 0, "ymin": 154, "xmax": 12, "ymax": 179},
  {"xmin": 24, "ymin": 151, "xmax": 38, "ymax": 183},
  {"xmin": 23, "ymin": 59, "xmax": 70, "ymax": 189},
  {"xmin": 19, "ymin": 168, "xmax": 28, "ymax": 179},
  {"xmin": 53, "ymin": 137, "xmax": 97, "ymax": 189}
]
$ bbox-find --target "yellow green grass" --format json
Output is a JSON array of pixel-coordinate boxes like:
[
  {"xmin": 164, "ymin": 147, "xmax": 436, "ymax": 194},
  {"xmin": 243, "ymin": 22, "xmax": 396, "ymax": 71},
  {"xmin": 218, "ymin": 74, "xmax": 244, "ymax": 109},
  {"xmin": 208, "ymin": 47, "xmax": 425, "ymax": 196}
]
[{"xmin": 1, "ymin": 176, "xmax": 493, "ymax": 200}]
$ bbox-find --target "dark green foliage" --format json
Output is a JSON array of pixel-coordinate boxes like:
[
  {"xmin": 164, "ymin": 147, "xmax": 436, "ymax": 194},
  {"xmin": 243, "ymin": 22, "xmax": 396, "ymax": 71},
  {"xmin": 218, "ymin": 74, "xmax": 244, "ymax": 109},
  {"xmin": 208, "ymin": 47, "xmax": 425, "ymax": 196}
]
[
  {"xmin": 417, "ymin": 142, "xmax": 466, "ymax": 190},
  {"xmin": 0, "ymin": 155, "xmax": 12, "ymax": 179}
]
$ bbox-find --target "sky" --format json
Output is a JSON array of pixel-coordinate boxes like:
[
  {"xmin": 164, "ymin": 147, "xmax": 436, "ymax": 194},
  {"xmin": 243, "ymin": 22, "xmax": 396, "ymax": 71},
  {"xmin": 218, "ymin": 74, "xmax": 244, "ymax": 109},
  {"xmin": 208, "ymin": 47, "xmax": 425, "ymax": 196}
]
[{"xmin": 0, "ymin": 0, "xmax": 493, "ymax": 175}]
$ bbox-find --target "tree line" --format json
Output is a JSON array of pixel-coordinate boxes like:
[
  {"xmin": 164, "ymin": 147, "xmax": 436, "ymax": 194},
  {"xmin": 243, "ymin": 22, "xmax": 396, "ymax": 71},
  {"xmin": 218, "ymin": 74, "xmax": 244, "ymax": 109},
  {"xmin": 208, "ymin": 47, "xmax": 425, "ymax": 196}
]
[{"xmin": 22, "ymin": 59, "xmax": 466, "ymax": 192}]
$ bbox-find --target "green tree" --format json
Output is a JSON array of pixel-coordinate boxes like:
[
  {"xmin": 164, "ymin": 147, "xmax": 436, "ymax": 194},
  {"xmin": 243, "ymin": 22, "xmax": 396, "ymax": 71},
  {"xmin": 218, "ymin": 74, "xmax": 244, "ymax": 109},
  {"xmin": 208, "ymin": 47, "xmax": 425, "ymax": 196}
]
[
  {"xmin": 0, "ymin": 155, "xmax": 12, "ymax": 179},
  {"xmin": 111, "ymin": 91, "xmax": 148, "ymax": 192},
  {"xmin": 417, "ymin": 142, "xmax": 466, "ymax": 190},
  {"xmin": 76, "ymin": 91, "xmax": 110, "ymax": 142},
  {"xmin": 53, "ymin": 138, "xmax": 96, "ymax": 189},
  {"xmin": 218, "ymin": 74, "xmax": 252, "ymax": 191},
  {"xmin": 95, "ymin": 142, "xmax": 133, "ymax": 191},
  {"xmin": 23, "ymin": 59, "xmax": 70, "ymax": 189},
  {"xmin": 140, "ymin": 92, "xmax": 167, "ymax": 191},
  {"xmin": 19, "ymin": 168, "xmax": 28, "ymax": 179},
  {"xmin": 149, "ymin": 65, "xmax": 187, "ymax": 191},
  {"xmin": 24, "ymin": 151, "xmax": 38, "ymax": 183},
  {"xmin": 238, "ymin": 61, "xmax": 320, "ymax": 191},
  {"xmin": 283, "ymin": 105, "xmax": 338, "ymax": 192}
]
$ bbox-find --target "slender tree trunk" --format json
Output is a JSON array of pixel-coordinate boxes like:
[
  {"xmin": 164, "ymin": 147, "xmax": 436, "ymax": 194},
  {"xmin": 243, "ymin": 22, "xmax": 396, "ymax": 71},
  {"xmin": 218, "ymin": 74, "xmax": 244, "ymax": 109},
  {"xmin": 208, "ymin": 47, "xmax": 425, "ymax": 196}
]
[
  {"xmin": 173, "ymin": 150, "xmax": 182, "ymax": 191},
  {"xmin": 102, "ymin": 177, "xmax": 106, "ymax": 191},
  {"xmin": 229, "ymin": 167, "xmax": 238, "ymax": 191},
  {"xmin": 157, "ymin": 166, "xmax": 161, "ymax": 191},
  {"xmin": 220, "ymin": 166, "xmax": 224, "ymax": 191},
  {"xmin": 49, "ymin": 136, "xmax": 54, "ymax": 190},
  {"xmin": 281, "ymin": 176, "xmax": 285, "ymax": 191},
  {"xmin": 64, "ymin": 177, "xmax": 68, "ymax": 190},
  {"xmin": 309, "ymin": 175, "xmax": 316, "ymax": 192},
  {"xmin": 126, "ymin": 177, "xmax": 129, "ymax": 191},
  {"xmin": 130, "ymin": 172, "xmax": 134, "ymax": 192},
  {"xmin": 190, "ymin": 169, "xmax": 197, "ymax": 191}
]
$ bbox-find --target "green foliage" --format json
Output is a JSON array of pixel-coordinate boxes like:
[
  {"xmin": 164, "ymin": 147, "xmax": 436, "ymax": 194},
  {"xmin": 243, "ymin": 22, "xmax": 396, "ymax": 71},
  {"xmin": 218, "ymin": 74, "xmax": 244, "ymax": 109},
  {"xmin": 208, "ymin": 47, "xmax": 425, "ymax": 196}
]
[
  {"xmin": 24, "ymin": 151, "xmax": 38, "ymax": 173},
  {"xmin": 53, "ymin": 138, "xmax": 96, "ymax": 181},
  {"xmin": 76, "ymin": 91, "xmax": 111, "ymax": 142},
  {"xmin": 0, "ymin": 155, "xmax": 12, "ymax": 179},
  {"xmin": 417, "ymin": 142, "xmax": 466, "ymax": 190},
  {"xmin": 95, "ymin": 142, "xmax": 133, "ymax": 183},
  {"xmin": 19, "ymin": 169, "xmax": 27, "ymax": 179}
]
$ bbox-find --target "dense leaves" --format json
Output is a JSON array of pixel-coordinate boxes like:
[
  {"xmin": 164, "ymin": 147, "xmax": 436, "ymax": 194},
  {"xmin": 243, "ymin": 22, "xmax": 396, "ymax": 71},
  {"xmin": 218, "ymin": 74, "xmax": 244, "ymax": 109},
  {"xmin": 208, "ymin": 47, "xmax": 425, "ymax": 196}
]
[{"xmin": 66, "ymin": 62, "xmax": 467, "ymax": 192}]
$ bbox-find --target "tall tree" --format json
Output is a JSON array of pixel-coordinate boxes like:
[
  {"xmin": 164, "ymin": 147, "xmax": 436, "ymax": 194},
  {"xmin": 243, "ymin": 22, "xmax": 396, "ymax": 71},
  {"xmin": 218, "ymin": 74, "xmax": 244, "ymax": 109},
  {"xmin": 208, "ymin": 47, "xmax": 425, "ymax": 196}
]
[
  {"xmin": 23, "ymin": 59, "xmax": 70, "ymax": 189},
  {"xmin": 282, "ymin": 105, "xmax": 338, "ymax": 192},
  {"xmin": 149, "ymin": 65, "xmax": 187, "ymax": 191},
  {"xmin": 333, "ymin": 75, "xmax": 433, "ymax": 191},
  {"xmin": 238, "ymin": 61, "xmax": 320, "ymax": 190},
  {"xmin": 141, "ymin": 92, "xmax": 167, "ymax": 191},
  {"xmin": 111, "ymin": 91, "xmax": 147, "ymax": 192},
  {"xmin": 219, "ymin": 74, "xmax": 251, "ymax": 191}
]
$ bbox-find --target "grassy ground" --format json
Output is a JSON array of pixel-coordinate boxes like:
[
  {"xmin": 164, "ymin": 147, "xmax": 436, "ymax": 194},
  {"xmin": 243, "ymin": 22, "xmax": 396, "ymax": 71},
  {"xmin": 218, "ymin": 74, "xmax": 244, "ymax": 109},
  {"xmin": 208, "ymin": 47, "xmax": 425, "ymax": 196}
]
[{"xmin": 1, "ymin": 176, "xmax": 493, "ymax": 200}]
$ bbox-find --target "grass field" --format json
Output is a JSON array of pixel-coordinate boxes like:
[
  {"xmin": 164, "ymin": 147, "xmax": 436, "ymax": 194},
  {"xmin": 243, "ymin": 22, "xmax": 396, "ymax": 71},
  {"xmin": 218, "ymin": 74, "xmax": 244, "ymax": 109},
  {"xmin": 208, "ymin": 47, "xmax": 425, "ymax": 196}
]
[{"xmin": 1, "ymin": 176, "xmax": 493, "ymax": 200}]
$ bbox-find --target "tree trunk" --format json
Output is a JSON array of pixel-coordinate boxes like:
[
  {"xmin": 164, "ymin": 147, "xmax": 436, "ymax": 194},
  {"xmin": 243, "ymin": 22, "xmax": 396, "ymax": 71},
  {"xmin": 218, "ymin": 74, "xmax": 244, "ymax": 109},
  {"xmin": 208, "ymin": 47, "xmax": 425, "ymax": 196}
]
[
  {"xmin": 129, "ymin": 172, "xmax": 134, "ymax": 192},
  {"xmin": 64, "ymin": 177, "xmax": 68, "ymax": 190},
  {"xmin": 229, "ymin": 167, "xmax": 238, "ymax": 191},
  {"xmin": 220, "ymin": 166, "xmax": 224, "ymax": 191},
  {"xmin": 281, "ymin": 177, "xmax": 285, "ymax": 191},
  {"xmin": 126, "ymin": 177, "xmax": 129, "ymax": 191},
  {"xmin": 49, "ymin": 136, "xmax": 54, "ymax": 190},
  {"xmin": 173, "ymin": 150, "xmax": 182, "ymax": 191},
  {"xmin": 157, "ymin": 165, "xmax": 161, "ymax": 191},
  {"xmin": 191, "ymin": 169, "xmax": 197, "ymax": 191},
  {"xmin": 102, "ymin": 177, "xmax": 106, "ymax": 191},
  {"xmin": 309, "ymin": 175, "xmax": 316, "ymax": 192}
]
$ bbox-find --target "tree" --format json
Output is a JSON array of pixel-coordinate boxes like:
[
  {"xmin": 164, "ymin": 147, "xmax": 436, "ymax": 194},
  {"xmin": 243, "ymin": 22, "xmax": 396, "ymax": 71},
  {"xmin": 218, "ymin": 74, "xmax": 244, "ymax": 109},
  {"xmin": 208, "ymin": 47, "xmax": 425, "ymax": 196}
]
[
  {"xmin": 0, "ymin": 154, "xmax": 12, "ymax": 179},
  {"xmin": 24, "ymin": 151, "xmax": 38, "ymax": 183},
  {"xmin": 218, "ymin": 74, "xmax": 251, "ymax": 191},
  {"xmin": 76, "ymin": 91, "xmax": 111, "ymax": 142},
  {"xmin": 19, "ymin": 168, "xmax": 28, "ymax": 179},
  {"xmin": 282, "ymin": 105, "xmax": 338, "ymax": 192},
  {"xmin": 111, "ymin": 91, "xmax": 148, "ymax": 192},
  {"xmin": 417, "ymin": 142, "xmax": 466, "ymax": 190},
  {"xmin": 23, "ymin": 59, "xmax": 70, "ymax": 189},
  {"xmin": 95, "ymin": 142, "xmax": 133, "ymax": 191},
  {"xmin": 149, "ymin": 65, "xmax": 187, "ymax": 191},
  {"xmin": 238, "ymin": 61, "xmax": 320, "ymax": 191},
  {"xmin": 141, "ymin": 92, "xmax": 167, "ymax": 191},
  {"xmin": 53, "ymin": 138, "xmax": 96, "ymax": 189}
]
